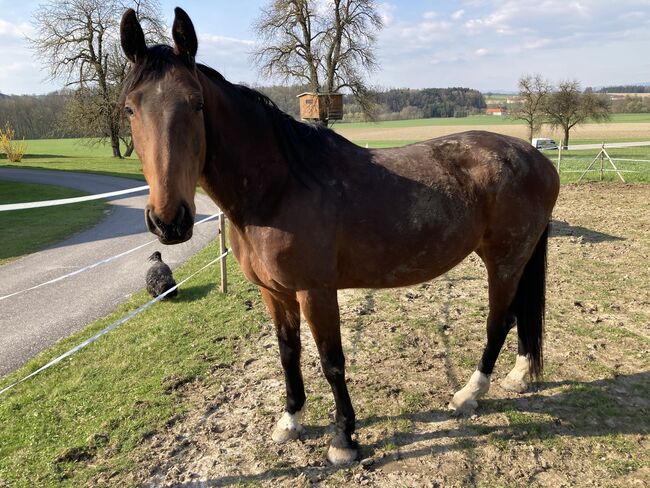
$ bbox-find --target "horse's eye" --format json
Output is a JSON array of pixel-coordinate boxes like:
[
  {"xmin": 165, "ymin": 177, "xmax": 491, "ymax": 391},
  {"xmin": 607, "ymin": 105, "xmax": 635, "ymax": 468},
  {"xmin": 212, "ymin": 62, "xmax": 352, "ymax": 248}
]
[
  {"xmin": 124, "ymin": 106, "xmax": 134, "ymax": 117},
  {"xmin": 195, "ymin": 101, "xmax": 204, "ymax": 112}
]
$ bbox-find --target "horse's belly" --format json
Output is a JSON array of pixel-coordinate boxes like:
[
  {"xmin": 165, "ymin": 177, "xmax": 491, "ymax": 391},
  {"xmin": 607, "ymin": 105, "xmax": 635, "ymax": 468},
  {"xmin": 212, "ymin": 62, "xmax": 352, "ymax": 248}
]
[{"xmin": 336, "ymin": 216, "xmax": 484, "ymax": 289}]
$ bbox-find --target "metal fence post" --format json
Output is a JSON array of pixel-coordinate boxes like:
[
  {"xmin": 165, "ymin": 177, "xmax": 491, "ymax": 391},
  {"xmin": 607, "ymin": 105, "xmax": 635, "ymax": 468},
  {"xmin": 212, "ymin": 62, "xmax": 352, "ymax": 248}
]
[{"xmin": 219, "ymin": 213, "xmax": 228, "ymax": 293}]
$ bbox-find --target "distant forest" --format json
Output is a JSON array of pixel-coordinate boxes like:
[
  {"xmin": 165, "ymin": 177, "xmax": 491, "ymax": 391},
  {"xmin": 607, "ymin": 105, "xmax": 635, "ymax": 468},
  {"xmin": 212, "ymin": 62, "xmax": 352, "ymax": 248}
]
[
  {"xmin": 0, "ymin": 85, "xmax": 487, "ymax": 139},
  {"xmin": 597, "ymin": 85, "xmax": 650, "ymax": 93},
  {"xmin": 258, "ymin": 85, "xmax": 486, "ymax": 122}
]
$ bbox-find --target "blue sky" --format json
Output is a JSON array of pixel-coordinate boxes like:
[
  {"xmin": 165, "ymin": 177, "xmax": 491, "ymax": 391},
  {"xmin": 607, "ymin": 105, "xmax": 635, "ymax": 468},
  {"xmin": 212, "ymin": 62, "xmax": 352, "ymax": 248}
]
[{"xmin": 1, "ymin": 0, "xmax": 650, "ymax": 95}]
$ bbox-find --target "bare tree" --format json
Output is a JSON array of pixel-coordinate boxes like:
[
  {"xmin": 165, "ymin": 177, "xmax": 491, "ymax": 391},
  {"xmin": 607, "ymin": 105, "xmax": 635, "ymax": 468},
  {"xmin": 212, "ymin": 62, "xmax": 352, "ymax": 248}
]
[
  {"xmin": 253, "ymin": 0, "xmax": 383, "ymax": 125},
  {"xmin": 511, "ymin": 74, "xmax": 551, "ymax": 143},
  {"xmin": 31, "ymin": 0, "xmax": 166, "ymax": 157},
  {"xmin": 544, "ymin": 80, "xmax": 611, "ymax": 148}
]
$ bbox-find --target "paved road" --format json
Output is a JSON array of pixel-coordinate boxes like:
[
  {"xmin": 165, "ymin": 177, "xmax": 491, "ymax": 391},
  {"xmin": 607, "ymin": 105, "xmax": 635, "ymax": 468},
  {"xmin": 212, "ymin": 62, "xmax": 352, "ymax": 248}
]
[
  {"xmin": 567, "ymin": 141, "xmax": 650, "ymax": 151},
  {"xmin": 0, "ymin": 168, "xmax": 220, "ymax": 377}
]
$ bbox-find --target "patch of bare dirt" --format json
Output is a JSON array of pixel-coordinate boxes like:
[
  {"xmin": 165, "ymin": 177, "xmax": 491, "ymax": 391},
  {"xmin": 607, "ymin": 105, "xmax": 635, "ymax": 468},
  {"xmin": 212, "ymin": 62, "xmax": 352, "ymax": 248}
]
[{"xmin": 121, "ymin": 184, "xmax": 649, "ymax": 488}]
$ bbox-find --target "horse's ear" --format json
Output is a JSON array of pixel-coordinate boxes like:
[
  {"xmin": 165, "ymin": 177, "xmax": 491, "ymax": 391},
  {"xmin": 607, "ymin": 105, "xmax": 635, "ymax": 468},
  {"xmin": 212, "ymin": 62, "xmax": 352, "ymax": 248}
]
[
  {"xmin": 172, "ymin": 7, "xmax": 198, "ymax": 65},
  {"xmin": 121, "ymin": 9, "xmax": 147, "ymax": 63}
]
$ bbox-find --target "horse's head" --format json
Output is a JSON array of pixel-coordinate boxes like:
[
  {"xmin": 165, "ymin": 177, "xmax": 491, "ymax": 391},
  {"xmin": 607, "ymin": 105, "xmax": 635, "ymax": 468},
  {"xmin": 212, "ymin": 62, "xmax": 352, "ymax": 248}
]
[{"xmin": 120, "ymin": 8, "xmax": 205, "ymax": 244}]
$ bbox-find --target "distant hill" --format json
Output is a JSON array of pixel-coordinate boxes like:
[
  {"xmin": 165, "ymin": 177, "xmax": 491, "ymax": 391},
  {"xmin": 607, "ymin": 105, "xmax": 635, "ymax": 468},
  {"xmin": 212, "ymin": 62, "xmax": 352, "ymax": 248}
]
[{"xmin": 0, "ymin": 93, "xmax": 8, "ymax": 99}]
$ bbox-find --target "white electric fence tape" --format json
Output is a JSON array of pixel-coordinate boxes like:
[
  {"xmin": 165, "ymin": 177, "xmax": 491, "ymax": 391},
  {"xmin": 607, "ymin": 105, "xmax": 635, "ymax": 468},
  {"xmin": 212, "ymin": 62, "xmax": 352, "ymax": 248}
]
[
  {"xmin": 0, "ymin": 185, "xmax": 150, "ymax": 212},
  {"xmin": 0, "ymin": 249, "xmax": 229, "ymax": 396},
  {"xmin": 0, "ymin": 212, "xmax": 222, "ymax": 302}
]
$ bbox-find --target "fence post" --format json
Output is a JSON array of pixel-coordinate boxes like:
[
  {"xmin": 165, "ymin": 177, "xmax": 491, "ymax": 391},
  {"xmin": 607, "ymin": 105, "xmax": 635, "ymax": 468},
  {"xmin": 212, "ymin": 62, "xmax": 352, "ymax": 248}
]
[
  {"xmin": 600, "ymin": 143, "xmax": 605, "ymax": 181},
  {"xmin": 219, "ymin": 213, "xmax": 228, "ymax": 293},
  {"xmin": 557, "ymin": 143, "xmax": 562, "ymax": 173}
]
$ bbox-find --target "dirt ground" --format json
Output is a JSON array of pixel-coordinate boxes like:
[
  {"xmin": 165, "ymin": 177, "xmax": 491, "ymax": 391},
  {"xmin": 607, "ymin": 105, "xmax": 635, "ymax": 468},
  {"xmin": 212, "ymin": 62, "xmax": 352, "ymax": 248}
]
[
  {"xmin": 124, "ymin": 184, "xmax": 649, "ymax": 488},
  {"xmin": 335, "ymin": 122, "xmax": 650, "ymax": 143}
]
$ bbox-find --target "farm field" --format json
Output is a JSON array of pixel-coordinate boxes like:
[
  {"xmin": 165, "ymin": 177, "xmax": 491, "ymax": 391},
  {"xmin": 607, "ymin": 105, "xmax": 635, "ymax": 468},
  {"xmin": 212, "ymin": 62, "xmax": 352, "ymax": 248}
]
[
  {"xmin": 2, "ymin": 114, "xmax": 649, "ymax": 185},
  {"xmin": 0, "ymin": 181, "xmax": 108, "ymax": 265},
  {"xmin": 0, "ymin": 184, "xmax": 648, "ymax": 487},
  {"xmin": 336, "ymin": 120, "xmax": 650, "ymax": 147}
]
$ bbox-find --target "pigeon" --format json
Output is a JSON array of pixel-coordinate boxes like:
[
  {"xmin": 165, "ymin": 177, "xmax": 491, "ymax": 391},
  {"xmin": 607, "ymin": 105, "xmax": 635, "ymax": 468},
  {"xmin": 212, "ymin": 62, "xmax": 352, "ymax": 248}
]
[{"xmin": 146, "ymin": 251, "xmax": 178, "ymax": 299}]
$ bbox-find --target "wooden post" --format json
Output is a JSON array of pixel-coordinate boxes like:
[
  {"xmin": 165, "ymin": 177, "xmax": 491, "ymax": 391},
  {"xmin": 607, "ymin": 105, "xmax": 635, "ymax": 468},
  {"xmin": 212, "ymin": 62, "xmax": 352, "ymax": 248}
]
[
  {"xmin": 557, "ymin": 143, "xmax": 562, "ymax": 173},
  {"xmin": 219, "ymin": 213, "xmax": 228, "ymax": 293}
]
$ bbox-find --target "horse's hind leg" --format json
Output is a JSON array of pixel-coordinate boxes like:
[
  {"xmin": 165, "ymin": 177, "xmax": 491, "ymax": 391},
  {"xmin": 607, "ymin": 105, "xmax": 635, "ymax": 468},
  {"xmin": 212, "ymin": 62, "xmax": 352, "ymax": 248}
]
[
  {"xmin": 449, "ymin": 225, "xmax": 549, "ymax": 414},
  {"xmin": 261, "ymin": 288, "xmax": 306, "ymax": 443},
  {"xmin": 297, "ymin": 289, "xmax": 358, "ymax": 465},
  {"xmin": 448, "ymin": 267, "xmax": 521, "ymax": 415}
]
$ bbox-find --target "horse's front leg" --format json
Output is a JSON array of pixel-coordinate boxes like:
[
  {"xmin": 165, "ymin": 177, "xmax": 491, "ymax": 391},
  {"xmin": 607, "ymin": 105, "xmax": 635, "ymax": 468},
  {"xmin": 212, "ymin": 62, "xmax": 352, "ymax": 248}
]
[
  {"xmin": 297, "ymin": 289, "xmax": 358, "ymax": 465},
  {"xmin": 260, "ymin": 288, "xmax": 306, "ymax": 443}
]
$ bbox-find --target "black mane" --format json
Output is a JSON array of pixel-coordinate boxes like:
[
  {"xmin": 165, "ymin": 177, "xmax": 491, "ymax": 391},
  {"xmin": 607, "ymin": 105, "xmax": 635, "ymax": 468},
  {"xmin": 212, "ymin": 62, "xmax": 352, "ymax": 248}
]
[{"xmin": 121, "ymin": 44, "xmax": 355, "ymax": 187}]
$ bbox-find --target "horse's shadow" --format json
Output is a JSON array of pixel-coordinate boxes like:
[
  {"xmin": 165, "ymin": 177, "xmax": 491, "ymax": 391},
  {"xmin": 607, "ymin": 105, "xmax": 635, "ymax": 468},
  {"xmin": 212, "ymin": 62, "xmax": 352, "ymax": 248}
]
[
  {"xmin": 551, "ymin": 219, "xmax": 625, "ymax": 243},
  {"xmin": 173, "ymin": 371, "xmax": 649, "ymax": 486}
]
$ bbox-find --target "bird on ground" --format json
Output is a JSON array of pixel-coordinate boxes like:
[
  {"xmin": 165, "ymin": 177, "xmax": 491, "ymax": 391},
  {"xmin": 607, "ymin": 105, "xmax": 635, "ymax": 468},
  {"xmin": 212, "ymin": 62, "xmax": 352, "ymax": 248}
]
[{"xmin": 146, "ymin": 251, "xmax": 178, "ymax": 299}]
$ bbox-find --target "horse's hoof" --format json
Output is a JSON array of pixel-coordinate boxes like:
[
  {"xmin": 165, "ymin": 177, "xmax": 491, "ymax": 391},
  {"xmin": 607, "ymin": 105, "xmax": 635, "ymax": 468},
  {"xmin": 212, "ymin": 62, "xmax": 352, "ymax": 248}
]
[
  {"xmin": 271, "ymin": 410, "xmax": 304, "ymax": 444},
  {"xmin": 500, "ymin": 376, "xmax": 528, "ymax": 393},
  {"xmin": 271, "ymin": 424, "xmax": 303, "ymax": 443},
  {"xmin": 448, "ymin": 397, "xmax": 478, "ymax": 416},
  {"xmin": 327, "ymin": 444, "xmax": 359, "ymax": 465}
]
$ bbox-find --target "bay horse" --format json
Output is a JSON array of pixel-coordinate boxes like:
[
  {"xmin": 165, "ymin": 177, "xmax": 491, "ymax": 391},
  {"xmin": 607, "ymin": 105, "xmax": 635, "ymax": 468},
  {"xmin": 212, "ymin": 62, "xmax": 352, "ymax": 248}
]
[{"xmin": 120, "ymin": 8, "xmax": 559, "ymax": 465}]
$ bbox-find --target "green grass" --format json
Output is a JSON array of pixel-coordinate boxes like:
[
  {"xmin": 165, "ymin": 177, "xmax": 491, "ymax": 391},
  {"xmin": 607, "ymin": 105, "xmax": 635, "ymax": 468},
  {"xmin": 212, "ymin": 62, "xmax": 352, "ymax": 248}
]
[
  {"xmin": 553, "ymin": 146, "xmax": 650, "ymax": 183},
  {"xmin": 0, "ymin": 138, "xmax": 143, "ymax": 180},
  {"xmin": 0, "ymin": 181, "xmax": 109, "ymax": 265},
  {"xmin": 0, "ymin": 242, "xmax": 264, "ymax": 487}
]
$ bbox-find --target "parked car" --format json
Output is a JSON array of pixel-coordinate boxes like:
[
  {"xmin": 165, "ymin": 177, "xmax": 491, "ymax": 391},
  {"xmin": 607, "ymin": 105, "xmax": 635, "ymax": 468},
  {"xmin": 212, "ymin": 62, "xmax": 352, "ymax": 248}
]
[{"xmin": 531, "ymin": 138, "xmax": 558, "ymax": 150}]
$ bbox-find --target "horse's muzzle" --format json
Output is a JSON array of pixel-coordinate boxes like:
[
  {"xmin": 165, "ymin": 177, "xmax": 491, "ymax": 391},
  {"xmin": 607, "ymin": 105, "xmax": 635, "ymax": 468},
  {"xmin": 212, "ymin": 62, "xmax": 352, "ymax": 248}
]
[{"xmin": 145, "ymin": 202, "xmax": 194, "ymax": 244}]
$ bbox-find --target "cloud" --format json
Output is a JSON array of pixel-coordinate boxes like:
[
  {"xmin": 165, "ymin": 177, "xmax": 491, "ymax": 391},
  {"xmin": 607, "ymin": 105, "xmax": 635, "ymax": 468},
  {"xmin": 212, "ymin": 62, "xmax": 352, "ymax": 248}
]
[
  {"xmin": 0, "ymin": 19, "xmax": 34, "ymax": 38},
  {"xmin": 375, "ymin": 1, "xmax": 650, "ymax": 91},
  {"xmin": 451, "ymin": 9, "xmax": 465, "ymax": 20}
]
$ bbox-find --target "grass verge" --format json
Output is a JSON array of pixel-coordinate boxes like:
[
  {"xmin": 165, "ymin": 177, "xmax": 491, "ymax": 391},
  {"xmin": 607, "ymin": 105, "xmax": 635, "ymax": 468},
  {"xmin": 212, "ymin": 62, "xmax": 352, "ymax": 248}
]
[
  {"xmin": 0, "ymin": 241, "xmax": 264, "ymax": 487},
  {"xmin": 0, "ymin": 181, "xmax": 109, "ymax": 265}
]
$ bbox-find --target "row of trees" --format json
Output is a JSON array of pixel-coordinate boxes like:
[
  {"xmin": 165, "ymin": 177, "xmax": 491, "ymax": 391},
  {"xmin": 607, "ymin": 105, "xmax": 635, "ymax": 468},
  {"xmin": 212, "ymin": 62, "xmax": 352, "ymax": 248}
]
[
  {"xmin": 511, "ymin": 74, "xmax": 611, "ymax": 147},
  {"xmin": 1, "ymin": 84, "xmax": 488, "ymax": 139},
  {"xmin": 0, "ymin": 92, "xmax": 72, "ymax": 139}
]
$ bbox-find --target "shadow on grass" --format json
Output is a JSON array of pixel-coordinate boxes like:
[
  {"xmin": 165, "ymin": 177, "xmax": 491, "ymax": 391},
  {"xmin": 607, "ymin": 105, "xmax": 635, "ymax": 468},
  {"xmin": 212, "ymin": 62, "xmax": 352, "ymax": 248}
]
[
  {"xmin": 173, "ymin": 282, "xmax": 217, "ymax": 303},
  {"xmin": 20, "ymin": 154, "xmax": 71, "ymax": 159},
  {"xmin": 551, "ymin": 219, "xmax": 625, "ymax": 243},
  {"xmin": 171, "ymin": 371, "xmax": 649, "ymax": 486}
]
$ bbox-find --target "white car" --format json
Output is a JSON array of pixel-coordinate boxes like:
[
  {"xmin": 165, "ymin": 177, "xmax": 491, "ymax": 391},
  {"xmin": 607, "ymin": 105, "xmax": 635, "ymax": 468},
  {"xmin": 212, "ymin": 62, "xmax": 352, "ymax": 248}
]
[{"xmin": 532, "ymin": 138, "xmax": 558, "ymax": 150}]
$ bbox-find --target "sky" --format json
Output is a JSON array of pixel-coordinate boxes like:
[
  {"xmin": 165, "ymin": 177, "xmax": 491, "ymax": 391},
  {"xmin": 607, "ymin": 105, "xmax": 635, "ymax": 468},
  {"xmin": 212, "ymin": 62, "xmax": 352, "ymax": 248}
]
[{"xmin": 1, "ymin": 0, "xmax": 650, "ymax": 95}]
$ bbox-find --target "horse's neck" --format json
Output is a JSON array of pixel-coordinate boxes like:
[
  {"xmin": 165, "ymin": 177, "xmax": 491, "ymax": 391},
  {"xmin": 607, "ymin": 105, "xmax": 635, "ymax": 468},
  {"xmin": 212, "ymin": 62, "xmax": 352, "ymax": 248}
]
[{"xmin": 197, "ymin": 72, "xmax": 289, "ymax": 225}]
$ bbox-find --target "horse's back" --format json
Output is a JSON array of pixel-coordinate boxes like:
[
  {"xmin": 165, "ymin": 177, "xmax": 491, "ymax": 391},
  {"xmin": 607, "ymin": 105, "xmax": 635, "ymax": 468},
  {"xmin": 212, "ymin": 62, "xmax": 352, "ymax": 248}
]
[{"xmin": 333, "ymin": 131, "xmax": 559, "ymax": 288}]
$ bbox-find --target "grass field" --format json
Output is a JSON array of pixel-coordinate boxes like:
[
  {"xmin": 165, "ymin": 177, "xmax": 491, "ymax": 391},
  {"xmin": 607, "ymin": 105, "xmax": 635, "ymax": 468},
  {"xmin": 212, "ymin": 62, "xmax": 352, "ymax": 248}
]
[
  {"xmin": 1, "ymin": 114, "xmax": 649, "ymax": 183},
  {"xmin": 0, "ymin": 139, "xmax": 143, "ymax": 180},
  {"xmin": 0, "ymin": 181, "xmax": 109, "ymax": 265},
  {"xmin": 0, "ymin": 185, "xmax": 648, "ymax": 487},
  {"xmin": 334, "ymin": 113, "xmax": 650, "ymax": 129}
]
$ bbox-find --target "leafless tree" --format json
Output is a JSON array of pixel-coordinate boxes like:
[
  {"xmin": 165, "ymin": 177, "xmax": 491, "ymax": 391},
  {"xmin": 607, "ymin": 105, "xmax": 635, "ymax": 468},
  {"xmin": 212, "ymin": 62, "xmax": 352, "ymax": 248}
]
[
  {"xmin": 544, "ymin": 80, "xmax": 611, "ymax": 148},
  {"xmin": 30, "ymin": 0, "xmax": 166, "ymax": 157},
  {"xmin": 511, "ymin": 74, "xmax": 551, "ymax": 143},
  {"xmin": 253, "ymin": 0, "xmax": 383, "ymax": 125}
]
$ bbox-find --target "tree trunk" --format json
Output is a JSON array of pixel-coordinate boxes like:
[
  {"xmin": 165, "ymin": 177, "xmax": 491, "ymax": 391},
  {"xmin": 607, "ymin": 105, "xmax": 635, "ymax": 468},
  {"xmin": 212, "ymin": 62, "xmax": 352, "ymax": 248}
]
[
  {"xmin": 124, "ymin": 141, "xmax": 134, "ymax": 158},
  {"xmin": 110, "ymin": 130, "xmax": 122, "ymax": 158},
  {"xmin": 563, "ymin": 126, "xmax": 570, "ymax": 149},
  {"xmin": 528, "ymin": 123, "xmax": 534, "ymax": 143}
]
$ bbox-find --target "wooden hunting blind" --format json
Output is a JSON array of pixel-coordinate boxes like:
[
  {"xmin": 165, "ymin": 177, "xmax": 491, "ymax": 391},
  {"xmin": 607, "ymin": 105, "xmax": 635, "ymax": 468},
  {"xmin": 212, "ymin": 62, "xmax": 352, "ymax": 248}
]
[{"xmin": 297, "ymin": 92, "xmax": 343, "ymax": 121}]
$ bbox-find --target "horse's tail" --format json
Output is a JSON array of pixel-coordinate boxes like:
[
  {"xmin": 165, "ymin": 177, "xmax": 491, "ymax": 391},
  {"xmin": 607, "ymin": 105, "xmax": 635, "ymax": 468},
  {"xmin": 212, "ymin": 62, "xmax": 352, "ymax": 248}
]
[{"xmin": 511, "ymin": 224, "xmax": 549, "ymax": 380}]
